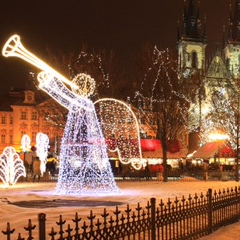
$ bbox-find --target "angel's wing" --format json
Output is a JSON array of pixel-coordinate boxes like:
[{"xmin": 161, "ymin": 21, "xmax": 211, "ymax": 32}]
[{"xmin": 94, "ymin": 98, "xmax": 143, "ymax": 170}]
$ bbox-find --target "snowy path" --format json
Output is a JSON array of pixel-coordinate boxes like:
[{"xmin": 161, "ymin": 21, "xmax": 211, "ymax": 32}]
[{"xmin": 0, "ymin": 180, "xmax": 239, "ymax": 239}]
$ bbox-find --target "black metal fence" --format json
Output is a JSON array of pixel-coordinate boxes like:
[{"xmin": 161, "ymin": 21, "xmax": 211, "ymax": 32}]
[{"xmin": 2, "ymin": 186, "xmax": 240, "ymax": 240}]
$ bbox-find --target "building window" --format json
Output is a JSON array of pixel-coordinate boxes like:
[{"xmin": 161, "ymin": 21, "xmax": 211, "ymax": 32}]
[
  {"xmin": 32, "ymin": 111, "xmax": 38, "ymax": 120},
  {"xmin": 1, "ymin": 116, "xmax": 6, "ymax": 124},
  {"xmin": 191, "ymin": 51, "xmax": 197, "ymax": 68},
  {"xmin": 9, "ymin": 135, "xmax": 13, "ymax": 144},
  {"xmin": 21, "ymin": 111, "xmax": 27, "ymax": 120},
  {"xmin": 21, "ymin": 131, "xmax": 26, "ymax": 138},
  {"xmin": 32, "ymin": 132, "xmax": 37, "ymax": 141},
  {"xmin": 1, "ymin": 134, "xmax": 6, "ymax": 143},
  {"xmin": 9, "ymin": 116, "xmax": 13, "ymax": 124}
]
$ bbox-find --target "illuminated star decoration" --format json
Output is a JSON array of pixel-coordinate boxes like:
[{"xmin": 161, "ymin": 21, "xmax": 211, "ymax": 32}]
[
  {"xmin": 36, "ymin": 132, "xmax": 49, "ymax": 175},
  {"xmin": 38, "ymin": 71, "xmax": 120, "ymax": 195},
  {"xmin": 0, "ymin": 147, "xmax": 26, "ymax": 186}
]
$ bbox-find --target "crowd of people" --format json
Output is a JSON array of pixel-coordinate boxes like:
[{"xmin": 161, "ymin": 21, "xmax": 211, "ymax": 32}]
[{"xmin": 23, "ymin": 152, "xmax": 58, "ymax": 182}]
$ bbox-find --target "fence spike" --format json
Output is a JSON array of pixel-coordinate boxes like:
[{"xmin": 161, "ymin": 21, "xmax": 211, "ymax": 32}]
[{"xmin": 2, "ymin": 222, "xmax": 15, "ymax": 239}]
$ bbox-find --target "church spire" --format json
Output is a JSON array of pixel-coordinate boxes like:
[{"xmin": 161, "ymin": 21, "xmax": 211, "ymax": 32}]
[
  {"xmin": 179, "ymin": 0, "xmax": 205, "ymax": 42},
  {"xmin": 177, "ymin": 0, "xmax": 207, "ymax": 75},
  {"xmin": 228, "ymin": 0, "xmax": 240, "ymax": 43}
]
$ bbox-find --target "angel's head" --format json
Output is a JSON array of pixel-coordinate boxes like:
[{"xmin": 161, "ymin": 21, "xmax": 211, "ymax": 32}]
[{"xmin": 71, "ymin": 73, "xmax": 95, "ymax": 98}]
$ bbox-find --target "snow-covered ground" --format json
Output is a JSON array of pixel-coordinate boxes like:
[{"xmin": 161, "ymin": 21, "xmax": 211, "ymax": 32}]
[{"xmin": 0, "ymin": 179, "xmax": 240, "ymax": 239}]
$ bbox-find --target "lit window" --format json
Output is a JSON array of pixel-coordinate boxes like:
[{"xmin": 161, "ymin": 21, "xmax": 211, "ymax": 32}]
[
  {"xmin": 32, "ymin": 111, "xmax": 38, "ymax": 120},
  {"xmin": 32, "ymin": 131, "xmax": 37, "ymax": 141},
  {"xmin": 1, "ymin": 134, "xmax": 6, "ymax": 143},
  {"xmin": 1, "ymin": 116, "xmax": 6, "ymax": 124},
  {"xmin": 9, "ymin": 116, "xmax": 13, "ymax": 124},
  {"xmin": 21, "ymin": 111, "xmax": 27, "ymax": 120},
  {"xmin": 21, "ymin": 131, "xmax": 26, "ymax": 138}
]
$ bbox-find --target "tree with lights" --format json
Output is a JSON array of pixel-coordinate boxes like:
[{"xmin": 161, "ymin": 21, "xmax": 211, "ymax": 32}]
[
  {"xmin": 37, "ymin": 98, "xmax": 68, "ymax": 130},
  {"xmin": 133, "ymin": 46, "xmax": 192, "ymax": 182},
  {"xmin": 45, "ymin": 46, "xmax": 127, "ymax": 100},
  {"xmin": 199, "ymin": 75, "xmax": 240, "ymax": 181}
]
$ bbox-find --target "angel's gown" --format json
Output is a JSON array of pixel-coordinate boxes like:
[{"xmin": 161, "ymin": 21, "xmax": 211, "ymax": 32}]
[{"xmin": 39, "ymin": 77, "xmax": 119, "ymax": 194}]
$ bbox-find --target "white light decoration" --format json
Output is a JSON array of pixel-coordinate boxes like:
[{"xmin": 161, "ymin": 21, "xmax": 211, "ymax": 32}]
[
  {"xmin": 2, "ymin": 34, "xmax": 78, "ymax": 90},
  {"xmin": 0, "ymin": 147, "xmax": 26, "ymax": 186},
  {"xmin": 1, "ymin": 34, "xmax": 128, "ymax": 195},
  {"xmin": 38, "ymin": 71, "xmax": 119, "ymax": 194},
  {"xmin": 94, "ymin": 98, "xmax": 143, "ymax": 170},
  {"xmin": 36, "ymin": 132, "xmax": 49, "ymax": 175},
  {"xmin": 21, "ymin": 134, "xmax": 31, "ymax": 152},
  {"xmin": 208, "ymin": 132, "xmax": 229, "ymax": 142},
  {"xmin": 72, "ymin": 73, "xmax": 96, "ymax": 98}
]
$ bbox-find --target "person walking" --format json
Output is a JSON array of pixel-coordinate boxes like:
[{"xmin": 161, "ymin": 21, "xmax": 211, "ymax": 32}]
[
  {"xmin": 33, "ymin": 157, "xmax": 41, "ymax": 182},
  {"xmin": 144, "ymin": 162, "xmax": 151, "ymax": 180}
]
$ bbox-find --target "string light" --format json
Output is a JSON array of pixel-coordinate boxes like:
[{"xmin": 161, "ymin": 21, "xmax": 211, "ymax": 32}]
[
  {"xmin": 199, "ymin": 82, "xmax": 239, "ymax": 149},
  {"xmin": 94, "ymin": 98, "xmax": 143, "ymax": 170},
  {"xmin": 134, "ymin": 47, "xmax": 189, "ymax": 154},
  {"xmin": 2, "ymin": 34, "xmax": 78, "ymax": 90},
  {"xmin": 0, "ymin": 147, "xmax": 26, "ymax": 186}
]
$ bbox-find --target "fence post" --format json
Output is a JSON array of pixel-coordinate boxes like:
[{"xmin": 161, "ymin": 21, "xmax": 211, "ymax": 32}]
[
  {"xmin": 38, "ymin": 213, "xmax": 46, "ymax": 240},
  {"xmin": 151, "ymin": 197, "xmax": 156, "ymax": 240},
  {"xmin": 207, "ymin": 188, "xmax": 213, "ymax": 234}
]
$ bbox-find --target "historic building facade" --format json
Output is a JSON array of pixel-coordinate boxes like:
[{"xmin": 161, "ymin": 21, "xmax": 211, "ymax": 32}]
[{"xmin": 0, "ymin": 89, "xmax": 63, "ymax": 154}]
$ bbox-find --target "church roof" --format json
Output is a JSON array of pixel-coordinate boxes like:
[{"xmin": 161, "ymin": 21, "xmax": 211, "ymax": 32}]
[{"xmin": 206, "ymin": 54, "xmax": 229, "ymax": 79}]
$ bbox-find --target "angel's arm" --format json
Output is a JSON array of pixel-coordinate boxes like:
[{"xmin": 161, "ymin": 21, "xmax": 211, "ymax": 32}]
[{"xmin": 38, "ymin": 72, "xmax": 93, "ymax": 112}]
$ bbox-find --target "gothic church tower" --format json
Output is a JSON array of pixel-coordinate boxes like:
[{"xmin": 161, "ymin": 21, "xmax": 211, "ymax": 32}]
[
  {"xmin": 178, "ymin": 0, "xmax": 207, "ymax": 77},
  {"xmin": 223, "ymin": 0, "xmax": 240, "ymax": 78}
]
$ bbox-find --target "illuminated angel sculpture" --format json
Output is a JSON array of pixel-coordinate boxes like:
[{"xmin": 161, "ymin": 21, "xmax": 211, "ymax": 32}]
[
  {"xmin": 38, "ymin": 72, "xmax": 119, "ymax": 194},
  {"xmin": 2, "ymin": 34, "xmax": 143, "ymax": 194},
  {"xmin": 0, "ymin": 147, "xmax": 26, "ymax": 186}
]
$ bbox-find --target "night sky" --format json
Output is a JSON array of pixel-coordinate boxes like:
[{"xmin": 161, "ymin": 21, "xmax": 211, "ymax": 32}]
[{"xmin": 0, "ymin": 0, "xmax": 231, "ymax": 94}]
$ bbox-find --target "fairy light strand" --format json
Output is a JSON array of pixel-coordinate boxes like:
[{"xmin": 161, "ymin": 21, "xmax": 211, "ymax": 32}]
[{"xmin": 94, "ymin": 98, "xmax": 143, "ymax": 170}]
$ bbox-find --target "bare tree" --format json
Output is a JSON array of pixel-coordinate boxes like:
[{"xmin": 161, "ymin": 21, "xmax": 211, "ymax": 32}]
[
  {"xmin": 45, "ymin": 45, "xmax": 127, "ymax": 100},
  {"xmin": 37, "ymin": 98, "xmax": 68, "ymax": 129},
  {"xmin": 199, "ymin": 77, "xmax": 240, "ymax": 181},
  {"xmin": 133, "ymin": 46, "xmax": 192, "ymax": 182}
]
